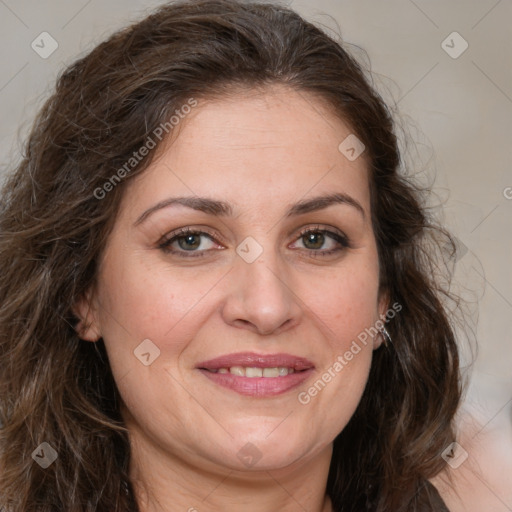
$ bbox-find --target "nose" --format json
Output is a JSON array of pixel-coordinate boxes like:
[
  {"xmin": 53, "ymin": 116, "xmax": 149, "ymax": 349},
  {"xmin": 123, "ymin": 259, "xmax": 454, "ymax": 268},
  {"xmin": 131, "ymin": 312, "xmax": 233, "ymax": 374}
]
[{"xmin": 220, "ymin": 248, "xmax": 302, "ymax": 336}]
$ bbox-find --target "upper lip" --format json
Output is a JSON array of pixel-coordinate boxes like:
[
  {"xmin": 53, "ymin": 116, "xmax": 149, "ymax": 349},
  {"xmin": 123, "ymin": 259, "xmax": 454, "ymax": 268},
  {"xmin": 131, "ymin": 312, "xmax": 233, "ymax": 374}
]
[{"xmin": 196, "ymin": 352, "xmax": 315, "ymax": 371}]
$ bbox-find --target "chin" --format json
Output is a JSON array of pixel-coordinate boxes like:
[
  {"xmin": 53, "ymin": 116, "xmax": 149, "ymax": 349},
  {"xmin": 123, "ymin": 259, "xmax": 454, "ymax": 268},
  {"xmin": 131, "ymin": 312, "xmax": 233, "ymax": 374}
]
[{"xmin": 214, "ymin": 432, "xmax": 315, "ymax": 472}]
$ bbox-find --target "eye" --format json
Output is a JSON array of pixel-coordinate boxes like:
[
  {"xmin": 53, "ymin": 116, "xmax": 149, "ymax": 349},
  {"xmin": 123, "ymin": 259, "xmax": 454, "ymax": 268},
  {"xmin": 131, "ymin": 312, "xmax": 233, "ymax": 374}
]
[
  {"xmin": 290, "ymin": 226, "xmax": 350, "ymax": 257},
  {"xmin": 158, "ymin": 227, "xmax": 222, "ymax": 257}
]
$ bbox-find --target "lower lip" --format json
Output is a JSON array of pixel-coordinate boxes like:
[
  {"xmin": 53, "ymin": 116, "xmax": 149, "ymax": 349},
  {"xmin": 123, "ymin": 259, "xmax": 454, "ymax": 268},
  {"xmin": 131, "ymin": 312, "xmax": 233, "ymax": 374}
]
[{"xmin": 197, "ymin": 368, "xmax": 315, "ymax": 397}]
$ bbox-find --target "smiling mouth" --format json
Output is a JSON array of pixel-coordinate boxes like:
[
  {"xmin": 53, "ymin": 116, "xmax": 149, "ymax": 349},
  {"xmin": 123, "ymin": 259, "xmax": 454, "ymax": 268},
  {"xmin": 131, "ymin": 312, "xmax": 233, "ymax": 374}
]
[{"xmin": 195, "ymin": 352, "xmax": 315, "ymax": 397}]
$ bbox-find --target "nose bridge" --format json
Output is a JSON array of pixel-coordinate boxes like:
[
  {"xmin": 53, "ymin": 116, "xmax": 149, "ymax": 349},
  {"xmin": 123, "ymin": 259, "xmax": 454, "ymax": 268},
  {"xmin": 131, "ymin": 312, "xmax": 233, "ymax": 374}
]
[
  {"xmin": 242, "ymin": 250, "xmax": 285, "ymax": 300},
  {"xmin": 222, "ymin": 236, "xmax": 300, "ymax": 335}
]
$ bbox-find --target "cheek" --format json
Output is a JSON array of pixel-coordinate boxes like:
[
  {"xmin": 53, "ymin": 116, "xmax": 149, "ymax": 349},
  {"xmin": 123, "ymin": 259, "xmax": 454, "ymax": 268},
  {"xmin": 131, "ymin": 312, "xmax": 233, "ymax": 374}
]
[
  {"xmin": 305, "ymin": 256, "xmax": 380, "ymax": 346},
  {"xmin": 97, "ymin": 253, "xmax": 219, "ymax": 342},
  {"xmin": 95, "ymin": 254, "xmax": 214, "ymax": 387},
  {"xmin": 297, "ymin": 272, "xmax": 378, "ymax": 433}
]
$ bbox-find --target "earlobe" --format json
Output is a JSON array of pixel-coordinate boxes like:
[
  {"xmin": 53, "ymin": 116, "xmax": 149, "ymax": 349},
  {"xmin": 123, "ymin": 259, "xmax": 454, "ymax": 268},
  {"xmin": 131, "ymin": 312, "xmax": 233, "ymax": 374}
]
[{"xmin": 72, "ymin": 289, "xmax": 101, "ymax": 342}]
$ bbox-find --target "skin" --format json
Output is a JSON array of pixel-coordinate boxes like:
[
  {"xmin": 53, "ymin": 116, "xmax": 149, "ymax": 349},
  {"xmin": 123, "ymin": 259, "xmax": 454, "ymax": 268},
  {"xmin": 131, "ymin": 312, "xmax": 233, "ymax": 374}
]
[
  {"xmin": 75, "ymin": 84, "xmax": 389, "ymax": 512},
  {"xmin": 431, "ymin": 413, "xmax": 512, "ymax": 511}
]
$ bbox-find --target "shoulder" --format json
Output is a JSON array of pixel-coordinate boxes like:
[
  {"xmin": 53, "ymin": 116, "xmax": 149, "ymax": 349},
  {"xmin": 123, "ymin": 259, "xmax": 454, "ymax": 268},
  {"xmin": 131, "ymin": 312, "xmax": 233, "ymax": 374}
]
[{"xmin": 429, "ymin": 408, "xmax": 512, "ymax": 512}]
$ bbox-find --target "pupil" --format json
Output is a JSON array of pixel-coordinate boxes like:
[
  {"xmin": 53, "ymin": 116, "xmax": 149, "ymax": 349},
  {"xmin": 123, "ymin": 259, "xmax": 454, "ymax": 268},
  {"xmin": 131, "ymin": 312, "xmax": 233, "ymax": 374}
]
[
  {"xmin": 179, "ymin": 234, "xmax": 200, "ymax": 250},
  {"xmin": 304, "ymin": 232, "xmax": 324, "ymax": 249}
]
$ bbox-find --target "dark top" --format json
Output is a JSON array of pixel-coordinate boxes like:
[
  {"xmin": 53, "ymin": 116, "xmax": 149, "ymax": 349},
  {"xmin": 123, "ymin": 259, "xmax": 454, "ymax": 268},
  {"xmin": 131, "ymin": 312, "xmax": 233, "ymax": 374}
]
[
  {"xmin": 356, "ymin": 479, "xmax": 451, "ymax": 511},
  {"xmin": 414, "ymin": 480, "xmax": 451, "ymax": 511}
]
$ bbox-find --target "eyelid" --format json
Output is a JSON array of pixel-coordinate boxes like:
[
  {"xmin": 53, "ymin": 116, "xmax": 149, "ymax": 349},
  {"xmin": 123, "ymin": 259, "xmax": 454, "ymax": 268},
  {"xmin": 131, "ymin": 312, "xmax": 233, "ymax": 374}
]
[
  {"xmin": 157, "ymin": 226, "xmax": 223, "ymax": 252},
  {"xmin": 291, "ymin": 226, "xmax": 351, "ymax": 257},
  {"xmin": 296, "ymin": 224, "xmax": 350, "ymax": 245}
]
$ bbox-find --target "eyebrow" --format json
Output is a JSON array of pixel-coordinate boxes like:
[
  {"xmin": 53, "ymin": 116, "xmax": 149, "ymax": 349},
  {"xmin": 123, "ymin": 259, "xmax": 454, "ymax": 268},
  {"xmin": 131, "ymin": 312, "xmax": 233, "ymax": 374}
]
[{"xmin": 134, "ymin": 192, "xmax": 365, "ymax": 226}]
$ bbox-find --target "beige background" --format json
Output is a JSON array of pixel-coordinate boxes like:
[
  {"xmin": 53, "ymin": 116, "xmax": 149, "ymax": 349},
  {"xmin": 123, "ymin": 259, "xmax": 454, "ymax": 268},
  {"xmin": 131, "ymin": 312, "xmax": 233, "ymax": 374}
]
[{"xmin": 0, "ymin": 0, "xmax": 510, "ymax": 509}]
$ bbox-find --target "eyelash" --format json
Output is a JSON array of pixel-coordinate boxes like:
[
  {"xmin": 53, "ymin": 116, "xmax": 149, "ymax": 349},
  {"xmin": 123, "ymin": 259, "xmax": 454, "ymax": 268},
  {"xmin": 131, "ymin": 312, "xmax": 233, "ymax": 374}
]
[{"xmin": 158, "ymin": 225, "xmax": 351, "ymax": 259}]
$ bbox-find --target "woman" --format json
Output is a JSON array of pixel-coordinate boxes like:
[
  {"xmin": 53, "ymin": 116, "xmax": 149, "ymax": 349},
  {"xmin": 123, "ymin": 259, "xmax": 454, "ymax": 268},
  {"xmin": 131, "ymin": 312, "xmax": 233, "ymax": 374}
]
[{"xmin": 0, "ymin": 0, "xmax": 462, "ymax": 510}]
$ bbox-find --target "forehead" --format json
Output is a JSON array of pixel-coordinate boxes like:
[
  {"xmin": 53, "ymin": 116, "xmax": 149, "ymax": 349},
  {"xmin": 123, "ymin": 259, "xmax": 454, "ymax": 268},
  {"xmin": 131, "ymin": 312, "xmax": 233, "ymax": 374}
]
[{"xmin": 121, "ymin": 84, "xmax": 371, "ymax": 221}]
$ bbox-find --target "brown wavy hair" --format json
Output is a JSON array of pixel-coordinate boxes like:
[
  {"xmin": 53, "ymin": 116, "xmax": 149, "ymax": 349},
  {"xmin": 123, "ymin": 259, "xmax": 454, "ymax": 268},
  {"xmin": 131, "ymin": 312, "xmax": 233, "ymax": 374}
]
[{"xmin": 0, "ymin": 0, "xmax": 463, "ymax": 510}]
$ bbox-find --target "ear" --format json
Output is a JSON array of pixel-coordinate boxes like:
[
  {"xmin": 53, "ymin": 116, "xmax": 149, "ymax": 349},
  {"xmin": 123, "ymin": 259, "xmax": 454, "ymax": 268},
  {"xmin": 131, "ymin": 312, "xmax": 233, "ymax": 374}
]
[
  {"xmin": 72, "ymin": 287, "xmax": 101, "ymax": 342},
  {"xmin": 374, "ymin": 290, "xmax": 391, "ymax": 350},
  {"xmin": 377, "ymin": 289, "xmax": 390, "ymax": 320}
]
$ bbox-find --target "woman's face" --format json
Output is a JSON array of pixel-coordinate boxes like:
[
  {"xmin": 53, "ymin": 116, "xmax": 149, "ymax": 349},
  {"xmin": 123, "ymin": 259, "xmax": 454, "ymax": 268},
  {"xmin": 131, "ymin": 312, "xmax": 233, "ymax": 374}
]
[{"xmin": 77, "ymin": 84, "xmax": 388, "ymax": 474}]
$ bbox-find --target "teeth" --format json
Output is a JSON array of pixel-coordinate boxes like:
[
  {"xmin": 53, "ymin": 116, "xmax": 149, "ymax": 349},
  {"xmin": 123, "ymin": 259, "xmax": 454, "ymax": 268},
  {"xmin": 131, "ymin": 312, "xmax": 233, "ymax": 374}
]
[
  {"xmin": 245, "ymin": 367, "xmax": 263, "ymax": 378},
  {"xmin": 230, "ymin": 366, "xmax": 245, "ymax": 377},
  {"xmin": 216, "ymin": 366, "xmax": 295, "ymax": 377}
]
